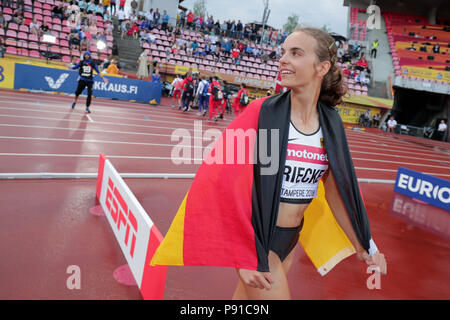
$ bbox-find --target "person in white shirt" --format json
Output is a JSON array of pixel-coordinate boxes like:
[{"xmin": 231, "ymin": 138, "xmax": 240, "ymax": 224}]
[
  {"xmin": 195, "ymin": 76, "xmax": 209, "ymax": 116},
  {"xmin": 387, "ymin": 116, "xmax": 397, "ymax": 133},
  {"xmin": 117, "ymin": 8, "xmax": 126, "ymax": 27},
  {"xmin": 437, "ymin": 119, "xmax": 447, "ymax": 141}
]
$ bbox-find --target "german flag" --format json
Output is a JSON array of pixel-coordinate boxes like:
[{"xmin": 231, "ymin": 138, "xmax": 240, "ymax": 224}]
[{"xmin": 151, "ymin": 91, "xmax": 377, "ymax": 275}]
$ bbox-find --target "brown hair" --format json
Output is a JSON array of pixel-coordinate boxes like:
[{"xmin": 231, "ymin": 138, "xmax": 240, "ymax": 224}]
[{"xmin": 293, "ymin": 26, "xmax": 347, "ymax": 106}]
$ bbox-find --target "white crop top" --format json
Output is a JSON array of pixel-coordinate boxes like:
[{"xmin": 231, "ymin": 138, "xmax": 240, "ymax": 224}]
[{"xmin": 280, "ymin": 121, "xmax": 329, "ymax": 204}]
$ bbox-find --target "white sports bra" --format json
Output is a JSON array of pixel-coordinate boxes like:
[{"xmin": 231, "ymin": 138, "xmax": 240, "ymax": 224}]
[{"xmin": 280, "ymin": 121, "xmax": 329, "ymax": 204}]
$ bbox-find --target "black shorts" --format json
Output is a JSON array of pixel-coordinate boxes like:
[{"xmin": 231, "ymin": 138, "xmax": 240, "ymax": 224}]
[
  {"xmin": 75, "ymin": 79, "xmax": 93, "ymax": 96},
  {"xmin": 270, "ymin": 218, "xmax": 304, "ymax": 262}
]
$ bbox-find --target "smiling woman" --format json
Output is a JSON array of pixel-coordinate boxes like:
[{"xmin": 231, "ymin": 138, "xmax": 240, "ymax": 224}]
[{"xmin": 151, "ymin": 26, "xmax": 387, "ymax": 300}]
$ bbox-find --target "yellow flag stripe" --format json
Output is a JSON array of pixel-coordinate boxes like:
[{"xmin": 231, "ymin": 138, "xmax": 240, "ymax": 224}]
[
  {"xmin": 150, "ymin": 192, "xmax": 189, "ymax": 266},
  {"xmin": 299, "ymin": 181, "xmax": 355, "ymax": 275}
]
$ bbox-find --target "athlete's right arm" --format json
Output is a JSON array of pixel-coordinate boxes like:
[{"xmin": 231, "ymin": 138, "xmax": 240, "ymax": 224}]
[
  {"xmin": 71, "ymin": 62, "xmax": 80, "ymax": 70},
  {"xmin": 236, "ymin": 268, "xmax": 274, "ymax": 290}
]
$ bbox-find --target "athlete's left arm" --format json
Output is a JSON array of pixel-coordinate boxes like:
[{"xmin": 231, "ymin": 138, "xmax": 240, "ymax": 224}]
[
  {"xmin": 322, "ymin": 169, "xmax": 387, "ymax": 275},
  {"xmin": 94, "ymin": 64, "xmax": 109, "ymax": 83}
]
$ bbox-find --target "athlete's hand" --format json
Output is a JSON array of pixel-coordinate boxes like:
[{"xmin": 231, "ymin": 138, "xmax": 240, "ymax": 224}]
[
  {"xmin": 357, "ymin": 250, "xmax": 387, "ymax": 275},
  {"xmin": 103, "ymin": 77, "xmax": 109, "ymax": 84},
  {"xmin": 236, "ymin": 268, "xmax": 274, "ymax": 290}
]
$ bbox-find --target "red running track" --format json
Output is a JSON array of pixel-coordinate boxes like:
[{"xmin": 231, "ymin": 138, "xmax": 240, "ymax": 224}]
[{"xmin": 0, "ymin": 89, "xmax": 449, "ymax": 299}]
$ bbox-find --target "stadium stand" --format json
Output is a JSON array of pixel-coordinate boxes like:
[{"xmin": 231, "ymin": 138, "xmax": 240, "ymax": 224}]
[
  {"xmin": 384, "ymin": 11, "xmax": 450, "ymax": 82},
  {"xmin": 1, "ymin": 0, "xmax": 113, "ymax": 63}
]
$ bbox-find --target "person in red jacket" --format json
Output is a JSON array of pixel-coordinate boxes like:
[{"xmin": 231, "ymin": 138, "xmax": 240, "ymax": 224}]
[
  {"xmin": 232, "ymin": 83, "xmax": 249, "ymax": 116},
  {"xmin": 208, "ymin": 76, "xmax": 222, "ymax": 122},
  {"xmin": 187, "ymin": 11, "xmax": 194, "ymax": 29},
  {"xmin": 181, "ymin": 69, "xmax": 195, "ymax": 112}
]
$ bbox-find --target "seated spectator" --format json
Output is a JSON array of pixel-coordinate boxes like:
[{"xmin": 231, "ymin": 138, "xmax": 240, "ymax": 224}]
[
  {"xmin": 106, "ymin": 59, "xmax": 119, "ymax": 74},
  {"xmin": 96, "ymin": 4, "xmax": 104, "ymax": 17},
  {"xmin": 171, "ymin": 43, "xmax": 179, "ymax": 54},
  {"xmin": 68, "ymin": 32, "xmax": 81, "ymax": 49},
  {"xmin": 337, "ymin": 43, "xmax": 345, "ymax": 60},
  {"xmin": 407, "ymin": 43, "xmax": 416, "ymax": 51},
  {"xmin": 0, "ymin": 13, "xmax": 6, "ymax": 30},
  {"xmin": 13, "ymin": 9, "xmax": 25, "ymax": 25},
  {"xmin": 86, "ymin": 0, "xmax": 96, "ymax": 14},
  {"xmin": 186, "ymin": 43, "xmax": 193, "ymax": 56},
  {"xmin": 89, "ymin": 13, "xmax": 98, "ymax": 25},
  {"xmin": 140, "ymin": 18, "xmax": 150, "ymax": 31},
  {"xmin": 97, "ymin": 31, "xmax": 107, "ymax": 42},
  {"xmin": 387, "ymin": 116, "xmax": 397, "ymax": 133},
  {"xmin": 103, "ymin": 11, "xmax": 112, "ymax": 23},
  {"xmin": 192, "ymin": 40, "xmax": 199, "ymax": 51},
  {"xmin": 67, "ymin": 1, "xmax": 80, "ymax": 17},
  {"xmin": 88, "ymin": 22, "xmax": 98, "ymax": 39},
  {"xmin": 105, "ymin": 21, "xmax": 114, "ymax": 36},
  {"xmin": 433, "ymin": 44, "xmax": 440, "ymax": 54},
  {"xmin": 40, "ymin": 20, "xmax": 50, "ymax": 36},
  {"xmin": 78, "ymin": 0, "xmax": 88, "ymax": 12},
  {"xmin": 80, "ymin": 9, "xmax": 89, "ymax": 24},
  {"xmin": 360, "ymin": 68, "xmax": 370, "ymax": 87},
  {"xmin": 127, "ymin": 22, "xmax": 139, "ymax": 39},
  {"xmin": 84, "ymin": 30, "xmax": 93, "ymax": 46},
  {"xmin": 139, "ymin": 29, "xmax": 149, "ymax": 44},
  {"xmin": 148, "ymin": 32, "xmax": 156, "ymax": 44},
  {"xmin": 130, "ymin": 12, "xmax": 138, "ymax": 25},
  {"xmin": 355, "ymin": 53, "xmax": 369, "ymax": 70},
  {"xmin": 231, "ymin": 48, "xmax": 239, "ymax": 63},
  {"xmin": 354, "ymin": 70, "xmax": 361, "ymax": 84},
  {"xmin": 342, "ymin": 66, "xmax": 351, "ymax": 78},
  {"xmin": 29, "ymin": 18, "xmax": 40, "ymax": 36}
]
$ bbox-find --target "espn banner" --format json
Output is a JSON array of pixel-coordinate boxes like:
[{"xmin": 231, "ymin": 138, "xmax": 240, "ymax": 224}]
[{"xmin": 96, "ymin": 154, "xmax": 167, "ymax": 299}]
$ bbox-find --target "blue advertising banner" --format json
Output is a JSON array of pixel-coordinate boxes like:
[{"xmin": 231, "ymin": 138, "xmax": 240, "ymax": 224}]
[
  {"xmin": 394, "ymin": 167, "xmax": 450, "ymax": 211},
  {"xmin": 13, "ymin": 63, "xmax": 161, "ymax": 104}
]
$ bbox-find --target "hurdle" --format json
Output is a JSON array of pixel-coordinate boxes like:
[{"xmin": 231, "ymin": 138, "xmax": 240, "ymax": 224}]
[{"xmin": 95, "ymin": 153, "xmax": 167, "ymax": 300}]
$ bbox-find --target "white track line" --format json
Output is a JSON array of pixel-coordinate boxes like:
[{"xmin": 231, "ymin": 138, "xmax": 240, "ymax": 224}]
[
  {"xmin": 0, "ymin": 152, "xmax": 205, "ymax": 162},
  {"xmin": 1, "ymin": 124, "xmax": 449, "ymax": 166},
  {"xmin": 1, "ymin": 153, "xmax": 449, "ymax": 178},
  {"xmin": 0, "ymin": 98, "xmax": 234, "ymax": 125},
  {"xmin": 346, "ymin": 132, "xmax": 450, "ymax": 155},
  {"xmin": 0, "ymin": 105, "xmax": 231, "ymax": 130},
  {"xmin": 346, "ymin": 130, "xmax": 450, "ymax": 153},
  {"xmin": 0, "ymin": 97, "xmax": 234, "ymax": 126},
  {"xmin": 0, "ymin": 135, "xmax": 210, "ymax": 149},
  {"xmin": 351, "ymin": 157, "xmax": 448, "ymax": 170},
  {"xmin": 0, "ymin": 172, "xmax": 396, "ymax": 184},
  {"xmin": 4, "ymin": 107, "xmax": 444, "ymax": 159},
  {"xmin": 1, "ymin": 135, "xmax": 449, "ymax": 168},
  {"xmin": 350, "ymin": 149, "xmax": 450, "ymax": 164},
  {"xmin": 0, "ymin": 114, "xmax": 226, "ymax": 133},
  {"xmin": 86, "ymin": 115, "xmax": 94, "ymax": 123},
  {"xmin": 349, "ymin": 143, "xmax": 450, "ymax": 160}
]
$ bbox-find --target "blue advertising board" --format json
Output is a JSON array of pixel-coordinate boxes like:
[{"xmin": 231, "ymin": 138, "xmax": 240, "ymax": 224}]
[
  {"xmin": 13, "ymin": 63, "xmax": 161, "ymax": 104},
  {"xmin": 394, "ymin": 167, "xmax": 449, "ymax": 211}
]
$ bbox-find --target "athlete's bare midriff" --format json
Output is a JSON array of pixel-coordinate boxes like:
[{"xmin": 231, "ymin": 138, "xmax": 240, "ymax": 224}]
[{"xmin": 276, "ymin": 202, "xmax": 309, "ymax": 228}]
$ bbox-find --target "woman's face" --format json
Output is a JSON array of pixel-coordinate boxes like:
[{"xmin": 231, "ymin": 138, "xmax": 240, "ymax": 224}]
[{"xmin": 278, "ymin": 31, "xmax": 328, "ymax": 89}]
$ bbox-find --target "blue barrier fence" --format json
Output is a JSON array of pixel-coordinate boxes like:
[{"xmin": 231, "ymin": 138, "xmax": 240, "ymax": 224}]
[
  {"xmin": 394, "ymin": 167, "xmax": 450, "ymax": 211},
  {"xmin": 14, "ymin": 63, "xmax": 161, "ymax": 104}
]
